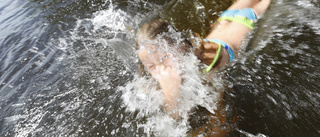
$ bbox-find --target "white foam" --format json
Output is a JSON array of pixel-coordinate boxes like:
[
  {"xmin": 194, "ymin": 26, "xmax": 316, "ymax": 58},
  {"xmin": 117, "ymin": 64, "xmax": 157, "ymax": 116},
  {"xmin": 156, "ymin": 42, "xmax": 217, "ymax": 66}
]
[
  {"xmin": 92, "ymin": 8, "xmax": 127, "ymax": 31},
  {"xmin": 121, "ymin": 50, "xmax": 224, "ymax": 136},
  {"xmin": 13, "ymin": 89, "xmax": 78, "ymax": 136}
]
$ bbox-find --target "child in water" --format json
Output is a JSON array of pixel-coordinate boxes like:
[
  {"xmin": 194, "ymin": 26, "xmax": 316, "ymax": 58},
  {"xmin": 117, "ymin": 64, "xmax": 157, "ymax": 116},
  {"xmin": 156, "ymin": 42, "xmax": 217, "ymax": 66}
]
[{"xmin": 136, "ymin": 0, "xmax": 271, "ymax": 135}]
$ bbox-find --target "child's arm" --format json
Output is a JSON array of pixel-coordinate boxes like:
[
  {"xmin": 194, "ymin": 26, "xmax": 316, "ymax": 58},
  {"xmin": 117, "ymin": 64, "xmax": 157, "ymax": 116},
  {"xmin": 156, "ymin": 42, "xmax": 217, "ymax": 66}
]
[{"xmin": 156, "ymin": 65, "xmax": 181, "ymax": 118}]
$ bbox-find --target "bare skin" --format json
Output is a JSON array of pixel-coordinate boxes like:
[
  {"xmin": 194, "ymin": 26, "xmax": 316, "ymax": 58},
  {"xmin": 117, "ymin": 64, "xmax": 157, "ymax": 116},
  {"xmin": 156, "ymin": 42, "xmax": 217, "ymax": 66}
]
[
  {"xmin": 191, "ymin": 0, "xmax": 271, "ymax": 135},
  {"xmin": 196, "ymin": 0, "xmax": 271, "ymax": 70},
  {"xmin": 157, "ymin": 64, "xmax": 181, "ymax": 117},
  {"xmin": 137, "ymin": 1, "xmax": 271, "ymax": 133}
]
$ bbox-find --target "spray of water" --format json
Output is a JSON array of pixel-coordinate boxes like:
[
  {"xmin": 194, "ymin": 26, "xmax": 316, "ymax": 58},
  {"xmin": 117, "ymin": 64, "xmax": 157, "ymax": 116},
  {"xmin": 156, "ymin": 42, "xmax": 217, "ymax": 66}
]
[
  {"xmin": 11, "ymin": 1, "xmax": 139, "ymax": 136},
  {"xmin": 120, "ymin": 26, "xmax": 224, "ymax": 136},
  {"xmin": 6, "ymin": 0, "xmax": 320, "ymax": 136}
]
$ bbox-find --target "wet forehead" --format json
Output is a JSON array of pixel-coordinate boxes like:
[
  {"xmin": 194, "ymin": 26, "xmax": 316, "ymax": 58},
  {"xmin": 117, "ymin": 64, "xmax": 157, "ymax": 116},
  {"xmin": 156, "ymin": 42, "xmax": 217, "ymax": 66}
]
[{"xmin": 139, "ymin": 47, "xmax": 169, "ymax": 62}]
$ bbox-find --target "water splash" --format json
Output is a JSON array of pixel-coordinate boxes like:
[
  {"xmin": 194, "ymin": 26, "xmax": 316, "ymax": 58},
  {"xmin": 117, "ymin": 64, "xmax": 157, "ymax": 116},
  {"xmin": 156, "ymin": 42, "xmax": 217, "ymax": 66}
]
[
  {"xmin": 120, "ymin": 35, "xmax": 224, "ymax": 136},
  {"xmin": 2, "ymin": 0, "xmax": 319, "ymax": 136}
]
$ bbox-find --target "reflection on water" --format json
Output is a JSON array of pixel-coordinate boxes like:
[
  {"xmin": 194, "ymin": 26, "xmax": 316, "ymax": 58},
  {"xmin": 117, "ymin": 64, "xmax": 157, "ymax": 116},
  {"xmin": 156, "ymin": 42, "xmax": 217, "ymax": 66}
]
[{"xmin": 0, "ymin": 0, "xmax": 319, "ymax": 136}]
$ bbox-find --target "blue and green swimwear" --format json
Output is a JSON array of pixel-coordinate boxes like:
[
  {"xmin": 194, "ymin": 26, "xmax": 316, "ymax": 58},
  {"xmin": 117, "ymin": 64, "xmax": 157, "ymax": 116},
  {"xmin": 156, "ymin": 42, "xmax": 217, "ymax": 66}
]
[{"xmin": 218, "ymin": 8, "xmax": 257, "ymax": 30}]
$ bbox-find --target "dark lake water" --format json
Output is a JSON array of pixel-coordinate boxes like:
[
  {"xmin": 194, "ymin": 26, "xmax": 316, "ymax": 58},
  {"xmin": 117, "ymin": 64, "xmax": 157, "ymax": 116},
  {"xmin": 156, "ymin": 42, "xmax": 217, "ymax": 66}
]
[{"xmin": 0, "ymin": 0, "xmax": 319, "ymax": 136}]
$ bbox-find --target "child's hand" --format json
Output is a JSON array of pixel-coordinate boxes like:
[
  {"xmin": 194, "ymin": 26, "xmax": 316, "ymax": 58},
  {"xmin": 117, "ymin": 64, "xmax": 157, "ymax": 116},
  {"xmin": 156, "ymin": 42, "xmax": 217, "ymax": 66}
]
[
  {"xmin": 195, "ymin": 43, "xmax": 221, "ymax": 66},
  {"xmin": 155, "ymin": 64, "xmax": 181, "ymax": 99},
  {"xmin": 193, "ymin": 33, "xmax": 221, "ymax": 66},
  {"xmin": 154, "ymin": 64, "xmax": 181, "ymax": 115}
]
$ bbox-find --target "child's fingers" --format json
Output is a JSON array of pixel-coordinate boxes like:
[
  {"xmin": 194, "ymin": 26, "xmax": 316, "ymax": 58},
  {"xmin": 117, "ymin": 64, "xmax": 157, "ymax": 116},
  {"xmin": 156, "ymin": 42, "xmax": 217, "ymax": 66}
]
[
  {"xmin": 203, "ymin": 42, "xmax": 220, "ymax": 50},
  {"xmin": 201, "ymin": 52, "xmax": 217, "ymax": 59},
  {"xmin": 191, "ymin": 33, "xmax": 205, "ymax": 50},
  {"xmin": 195, "ymin": 49, "xmax": 216, "ymax": 59},
  {"xmin": 195, "ymin": 49, "xmax": 220, "ymax": 65}
]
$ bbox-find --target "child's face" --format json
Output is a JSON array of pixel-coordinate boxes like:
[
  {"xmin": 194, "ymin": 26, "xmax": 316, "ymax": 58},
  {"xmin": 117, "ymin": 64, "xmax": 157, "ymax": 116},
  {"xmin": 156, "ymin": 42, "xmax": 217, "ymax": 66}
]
[{"xmin": 138, "ymin": 44, "xmax": 177, "ymax": 78}]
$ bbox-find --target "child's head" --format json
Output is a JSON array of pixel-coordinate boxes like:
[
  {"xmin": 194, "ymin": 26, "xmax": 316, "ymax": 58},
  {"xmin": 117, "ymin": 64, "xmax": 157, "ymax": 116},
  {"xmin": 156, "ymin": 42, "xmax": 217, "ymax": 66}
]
[{"xmin": 136, "ymin": 19, "xmax": 191, "ymax": 77}]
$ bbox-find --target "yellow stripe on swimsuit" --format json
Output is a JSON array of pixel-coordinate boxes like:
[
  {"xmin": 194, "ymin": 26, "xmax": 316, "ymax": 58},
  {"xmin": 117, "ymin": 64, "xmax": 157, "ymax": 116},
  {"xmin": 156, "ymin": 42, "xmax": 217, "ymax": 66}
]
[{"xmin": 218, "ymin": 8, "xmax": 257, "ymax": 30}]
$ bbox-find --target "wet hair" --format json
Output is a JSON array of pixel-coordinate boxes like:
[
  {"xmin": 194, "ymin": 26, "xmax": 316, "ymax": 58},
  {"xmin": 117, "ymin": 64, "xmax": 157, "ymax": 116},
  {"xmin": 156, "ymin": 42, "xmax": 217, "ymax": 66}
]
[
  {"xmin": 136, "ymin": 19, "xmax": 169, "ymax": 50},
  {"xmin": 136, "ymin": 19, "xmax": 192, "ymax": 51},
  {"xmin": 136, "ymin": 19, "xmax": 192, "ymax": 77}
]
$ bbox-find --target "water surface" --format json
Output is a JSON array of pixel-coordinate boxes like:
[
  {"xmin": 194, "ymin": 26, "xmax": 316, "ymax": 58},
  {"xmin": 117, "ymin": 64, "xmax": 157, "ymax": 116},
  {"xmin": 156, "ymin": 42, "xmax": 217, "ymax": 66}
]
[{"xmin": 0, "ymin": 0, "xmax": 319, "ymax": 136}]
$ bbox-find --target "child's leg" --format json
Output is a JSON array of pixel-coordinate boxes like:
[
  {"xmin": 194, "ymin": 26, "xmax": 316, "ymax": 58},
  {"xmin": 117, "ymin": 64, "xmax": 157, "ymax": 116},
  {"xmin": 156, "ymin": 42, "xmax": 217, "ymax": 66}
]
[
  {"xmin": 228, "ymin": 0, "xmax": 260, "ymax": 10},
  {"xmin": 252, "ymin": 0, "xmax": 271, "ymax": 16}
]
